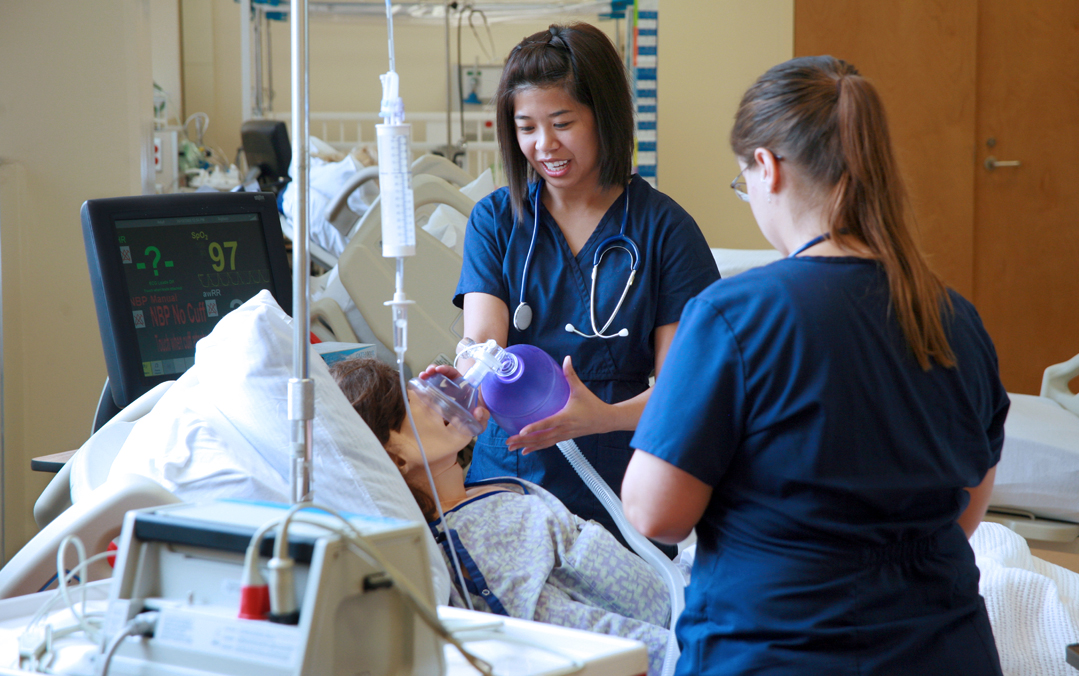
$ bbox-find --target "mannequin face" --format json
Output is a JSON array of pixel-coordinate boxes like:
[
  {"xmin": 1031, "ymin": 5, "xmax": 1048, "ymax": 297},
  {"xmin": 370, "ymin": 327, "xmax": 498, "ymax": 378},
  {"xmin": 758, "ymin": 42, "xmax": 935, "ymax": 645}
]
[{"xmin": 393, "ymin": 390, "xmax": 472, "ymax": 480}]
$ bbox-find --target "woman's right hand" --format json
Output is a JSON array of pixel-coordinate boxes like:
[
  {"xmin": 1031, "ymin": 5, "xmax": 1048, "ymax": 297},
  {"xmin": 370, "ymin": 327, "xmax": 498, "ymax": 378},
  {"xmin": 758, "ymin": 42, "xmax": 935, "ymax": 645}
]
[{"xmin": 417, "ymin": 363, "xmax": 464, "ymax": 381}]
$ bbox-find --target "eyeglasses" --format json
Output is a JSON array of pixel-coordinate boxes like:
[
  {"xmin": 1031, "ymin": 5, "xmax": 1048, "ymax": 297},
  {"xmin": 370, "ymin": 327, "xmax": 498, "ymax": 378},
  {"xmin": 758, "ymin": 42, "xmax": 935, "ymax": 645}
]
[
  {"xmin": 730, "ymin": 154, "xmax": 783, "ymax": 202},
  {"xmin": 730, "ymin": 169, "xmax": 751, "ymax": 202}
]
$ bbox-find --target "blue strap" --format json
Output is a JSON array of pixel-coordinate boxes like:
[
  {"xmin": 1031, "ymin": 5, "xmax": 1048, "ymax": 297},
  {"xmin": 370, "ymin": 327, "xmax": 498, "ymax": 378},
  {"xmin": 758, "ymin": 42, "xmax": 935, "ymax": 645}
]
[
  {"xmin": 430, "ymin": 523, "xmax": 511, "ymax": 616},
  {"xmin": 789, "ymin": 233, "xmax": 831, "ymax": 258}
]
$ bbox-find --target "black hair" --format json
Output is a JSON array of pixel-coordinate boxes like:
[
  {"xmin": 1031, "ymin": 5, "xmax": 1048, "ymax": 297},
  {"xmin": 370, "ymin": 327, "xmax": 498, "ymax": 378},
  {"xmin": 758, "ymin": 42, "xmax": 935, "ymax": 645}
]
[{"xmin": 495, "ymin": 22, "xmax": 633, "ymax": 218}]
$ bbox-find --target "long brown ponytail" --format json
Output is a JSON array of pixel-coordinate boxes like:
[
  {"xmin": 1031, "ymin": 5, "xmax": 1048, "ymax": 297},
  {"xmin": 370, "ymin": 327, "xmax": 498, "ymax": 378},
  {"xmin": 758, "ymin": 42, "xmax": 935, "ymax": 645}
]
[{"xmin": 730, "ymin": 56, "xmax": 955, "ymax": 370}]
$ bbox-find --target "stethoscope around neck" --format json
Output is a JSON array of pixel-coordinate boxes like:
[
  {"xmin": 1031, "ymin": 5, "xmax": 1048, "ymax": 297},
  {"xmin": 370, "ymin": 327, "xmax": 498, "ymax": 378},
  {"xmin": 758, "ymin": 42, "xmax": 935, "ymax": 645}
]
[{"xmin": 512, "ymin": 181, "xmax": 640, "ymax": 339}]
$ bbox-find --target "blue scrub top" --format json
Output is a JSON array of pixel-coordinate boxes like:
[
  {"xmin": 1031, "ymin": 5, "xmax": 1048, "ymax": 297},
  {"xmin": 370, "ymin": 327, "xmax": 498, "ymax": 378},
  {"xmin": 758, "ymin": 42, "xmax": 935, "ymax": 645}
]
[
  {"xmin": 455, "ymin": 175, "xmax": 719, "ymax": 535},
  {"xmin": 633, "ymin": 257, "xmax": 1009, "ymax": 675}
]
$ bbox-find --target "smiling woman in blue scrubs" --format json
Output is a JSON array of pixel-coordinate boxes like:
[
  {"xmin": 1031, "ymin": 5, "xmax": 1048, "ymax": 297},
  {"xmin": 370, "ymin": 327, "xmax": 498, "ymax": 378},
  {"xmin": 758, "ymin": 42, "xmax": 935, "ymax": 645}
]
[
  {"xmin": 447, "ymin": 23, "xmax": 718, "ymax": 539},
  {"xmin": 623, "ymin": 56, "xmax": 1008, "ymax": 675}
]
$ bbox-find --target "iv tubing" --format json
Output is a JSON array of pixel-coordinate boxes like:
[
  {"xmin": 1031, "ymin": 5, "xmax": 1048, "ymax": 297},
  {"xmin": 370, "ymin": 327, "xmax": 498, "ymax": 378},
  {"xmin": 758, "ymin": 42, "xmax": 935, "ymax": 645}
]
[
  {"xmin": 556, "ymin": 439, "xmax": 683, "ymax": 676},
  {"xmin": 383, "ymin": 0, "xmax": 395, "ymax": 75},
  {"xmin": 390, "ymin": 258, "xmax": 471, "ymax": 610},
  {"xmin": 397, "ymin": 355, "xmax": 474, "ymax": 612}
]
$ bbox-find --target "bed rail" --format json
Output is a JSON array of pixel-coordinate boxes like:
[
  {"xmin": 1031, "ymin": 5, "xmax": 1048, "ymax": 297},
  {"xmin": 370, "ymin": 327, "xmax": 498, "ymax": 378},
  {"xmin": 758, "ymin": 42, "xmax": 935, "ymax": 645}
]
[{"xmin": 268, "ymin": 110, "xmax": 502, "ymax": 184}]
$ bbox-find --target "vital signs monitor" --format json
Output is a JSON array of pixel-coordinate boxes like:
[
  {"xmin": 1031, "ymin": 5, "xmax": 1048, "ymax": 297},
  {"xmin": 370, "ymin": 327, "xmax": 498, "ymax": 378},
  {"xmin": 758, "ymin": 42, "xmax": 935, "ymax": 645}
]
[{"xmin": 82, "ymin": 192, "xmax": 292, "ymax": 415}]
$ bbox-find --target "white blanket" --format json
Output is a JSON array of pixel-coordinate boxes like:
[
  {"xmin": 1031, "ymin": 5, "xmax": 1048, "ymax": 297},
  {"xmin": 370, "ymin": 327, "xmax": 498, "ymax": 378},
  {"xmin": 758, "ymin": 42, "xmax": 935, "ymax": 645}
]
[{"xmin": 973, "ymin": 522, "xmax": 1079, "ymax": 675}]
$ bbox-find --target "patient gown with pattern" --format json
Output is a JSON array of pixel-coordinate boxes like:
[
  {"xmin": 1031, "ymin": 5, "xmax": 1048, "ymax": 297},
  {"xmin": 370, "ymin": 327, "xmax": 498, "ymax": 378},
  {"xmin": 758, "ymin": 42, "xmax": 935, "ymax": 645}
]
[
  {"xmin": 633, "ymin": 257, "xmax": 1009, "ymax": 675},
  {"xmin": 430, "ymin": 478, "xmax": 679, "ymax": 676}
]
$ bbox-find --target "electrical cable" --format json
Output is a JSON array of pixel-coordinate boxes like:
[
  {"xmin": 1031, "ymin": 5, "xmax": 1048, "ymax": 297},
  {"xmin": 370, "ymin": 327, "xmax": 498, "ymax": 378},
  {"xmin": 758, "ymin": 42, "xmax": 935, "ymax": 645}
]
[
  {"xmin": 55, "ymin": 536, "xmax": 104, "ymax": 645},
  {"xmin": 448, "ymin": 626, "xmax": 586, "ymax": 676},
  {"xmin": 320, "ymin": 509, "xmax": 493, "ymax": 676},
  {"xmin": 95, "ymin": 612, "xmax": 159, "ymax": 676},
  {"xmin": 21, "ymin": 574, "xmax": 111, "ymax": 674},
  {"xmin": 26, "ymin": 575, "xmax": 110, "ymax": 635},
  {"xmin": 183, "ymin": 112, "xmax": 210, "ymax": 148},
  {"xmin": 467, "ymin": 8, "xmax": 496, "ymax": 63}
]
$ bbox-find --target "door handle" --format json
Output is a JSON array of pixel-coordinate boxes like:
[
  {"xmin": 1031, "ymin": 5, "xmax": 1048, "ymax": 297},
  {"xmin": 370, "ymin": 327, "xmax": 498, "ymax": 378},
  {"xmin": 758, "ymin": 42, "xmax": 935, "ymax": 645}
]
[{"xmin": 984, "ymin": 156, "xmax": 1021, "ymax": 171}]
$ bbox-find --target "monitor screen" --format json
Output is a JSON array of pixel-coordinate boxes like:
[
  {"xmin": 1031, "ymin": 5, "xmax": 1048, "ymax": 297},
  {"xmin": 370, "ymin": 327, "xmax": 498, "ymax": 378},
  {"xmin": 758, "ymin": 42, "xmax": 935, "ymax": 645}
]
[{"xmin": 82, "ymin": 192, "xmax": 292, "ymax": 409}]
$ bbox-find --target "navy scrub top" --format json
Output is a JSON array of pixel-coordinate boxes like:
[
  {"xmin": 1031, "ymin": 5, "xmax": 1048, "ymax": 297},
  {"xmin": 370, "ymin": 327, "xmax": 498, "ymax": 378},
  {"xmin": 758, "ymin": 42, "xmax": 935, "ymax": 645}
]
[
  {"xmin": 454, "ymin": 174, "xmax": 719, "ymax": 535},
  {"xmin": 633, "ymin": 257, "xmax": 1009, "ymax": 675}
]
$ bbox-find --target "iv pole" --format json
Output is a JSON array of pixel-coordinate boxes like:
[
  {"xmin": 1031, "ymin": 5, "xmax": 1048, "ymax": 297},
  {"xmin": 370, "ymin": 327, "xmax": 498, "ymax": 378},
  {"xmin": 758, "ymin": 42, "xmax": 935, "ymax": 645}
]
[{"xmin": 289, "ymin": 0, "xmax": 314, "ymax": 504}]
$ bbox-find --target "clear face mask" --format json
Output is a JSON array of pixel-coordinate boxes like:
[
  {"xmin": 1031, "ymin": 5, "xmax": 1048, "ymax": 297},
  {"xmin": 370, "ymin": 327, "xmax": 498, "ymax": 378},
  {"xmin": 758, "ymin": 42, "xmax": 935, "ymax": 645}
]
[{"xmin": 406, "ymin": 338, "xmax": 516, "ymax": 437}]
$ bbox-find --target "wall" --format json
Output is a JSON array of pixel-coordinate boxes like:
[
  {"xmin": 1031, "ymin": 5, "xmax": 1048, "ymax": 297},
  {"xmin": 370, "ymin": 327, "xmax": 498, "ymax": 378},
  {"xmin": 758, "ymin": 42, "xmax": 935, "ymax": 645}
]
[
  {"xmin": 0, "ymin": 0, "xmax": 151, "ymax": 560},
  {"xmin": 181, "ymin": 2, "xmax": 626, "ymax": 166},
  {"xmin": 152, "ymin": 0, "xmax": 186, "ymax": 126},
  {"xmin": 659, "ymin": 1, "xmax": 794, "ymax": 249}
]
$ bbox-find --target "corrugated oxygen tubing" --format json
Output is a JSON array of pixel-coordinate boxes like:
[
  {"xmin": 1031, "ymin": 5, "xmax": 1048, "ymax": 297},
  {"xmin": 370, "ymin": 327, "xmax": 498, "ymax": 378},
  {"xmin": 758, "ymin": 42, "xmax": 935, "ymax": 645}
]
[{"xmin": 556, "ymin": 439, "xmax": 683, "ymax": 676}]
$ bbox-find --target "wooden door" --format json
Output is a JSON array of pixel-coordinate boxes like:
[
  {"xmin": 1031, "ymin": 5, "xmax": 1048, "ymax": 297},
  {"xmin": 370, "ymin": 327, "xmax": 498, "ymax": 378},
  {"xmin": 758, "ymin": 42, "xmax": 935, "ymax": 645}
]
[
  {"xmin": 795, "ymin": 2, "xmax": 979, "ymax": 298},
  {"xmin": 796, "ymin": 1, "xmax": 1079, "ymax": 394},
  {"xmin": 973, "ymin": 0, "xmax": 1079, "ymax": 394}
]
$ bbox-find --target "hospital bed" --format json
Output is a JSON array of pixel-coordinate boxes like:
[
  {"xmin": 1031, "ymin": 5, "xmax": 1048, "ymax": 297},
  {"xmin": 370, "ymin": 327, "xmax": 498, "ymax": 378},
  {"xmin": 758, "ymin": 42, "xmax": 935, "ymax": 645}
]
[
  {"xmin": 272, "ymin": 147, "xmax": 486, "ymax": 376},
  {"xmin": 281, "ymin": 152, "xmax": 477, "ymax": 271},
  {"xmin": 320, "ymin": 153, "xmax": 475, "ymax": 244},
  {"xmin": 269, "ymin": 111, "xmax": 501, "ymax": 184},
  {"xmin": 0, "ymin": 293, "xmax": 649, "ymax": 676},
  {"xmin": 984, "ymin": 352, "xmax": 1079, "ymax": 564}
]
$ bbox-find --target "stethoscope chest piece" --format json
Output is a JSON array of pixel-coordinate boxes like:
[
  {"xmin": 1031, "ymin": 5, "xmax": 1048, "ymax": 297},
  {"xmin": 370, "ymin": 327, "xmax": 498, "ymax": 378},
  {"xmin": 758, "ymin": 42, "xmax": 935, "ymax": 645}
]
[{"xmin": 513, "ymin": 302, "xmax": 533, "ymax": 332}]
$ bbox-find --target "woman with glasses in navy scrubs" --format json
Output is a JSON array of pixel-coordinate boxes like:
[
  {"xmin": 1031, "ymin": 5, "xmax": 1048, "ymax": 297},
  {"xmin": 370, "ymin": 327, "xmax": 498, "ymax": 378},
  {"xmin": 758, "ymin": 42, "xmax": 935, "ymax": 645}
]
[
  {"xmin": 435, "ymin": 23, "xmax": 719, "ymax": 542},
  {"xmin": 623, "ymin": 56, "xmax": 1008, "ymax": 674}
]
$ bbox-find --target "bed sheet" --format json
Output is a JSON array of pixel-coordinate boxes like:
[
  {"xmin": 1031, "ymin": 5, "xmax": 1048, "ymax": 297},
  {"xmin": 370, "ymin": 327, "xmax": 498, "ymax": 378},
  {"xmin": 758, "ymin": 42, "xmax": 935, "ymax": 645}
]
[
  {"xmin": 709, "ymin": 247, "xmax": 782, "ymax": 278},
  {"xmin": 991, "ymin": 393, "xmax": 1079, "ymax": 523}
]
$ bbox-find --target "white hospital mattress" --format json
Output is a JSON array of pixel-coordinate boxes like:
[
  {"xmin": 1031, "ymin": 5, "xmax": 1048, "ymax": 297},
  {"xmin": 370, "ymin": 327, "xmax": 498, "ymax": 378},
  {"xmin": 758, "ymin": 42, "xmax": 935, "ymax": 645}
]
[
  {"xmin": 991, "ymin": 393, "xmax": 1079, "ymax": 523},
  {"xmin": 710, "ymin": 247, "xmax": 783, "ymax": 278}
]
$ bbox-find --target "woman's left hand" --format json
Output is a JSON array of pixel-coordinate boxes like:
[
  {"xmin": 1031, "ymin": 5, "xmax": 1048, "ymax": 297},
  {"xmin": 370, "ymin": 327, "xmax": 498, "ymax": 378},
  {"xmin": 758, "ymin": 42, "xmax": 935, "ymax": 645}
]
[{"xmin": 506, "ymin": 356, "xmax": 614, "ymax": 454}]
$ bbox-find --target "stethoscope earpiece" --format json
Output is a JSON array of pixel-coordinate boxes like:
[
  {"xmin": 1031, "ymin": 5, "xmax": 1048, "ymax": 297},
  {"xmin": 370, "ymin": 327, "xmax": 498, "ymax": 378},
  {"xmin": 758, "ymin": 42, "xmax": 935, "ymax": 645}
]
[
  {"xmin": 565, "ymin": 323, "xmax": 628, "ymax": 338},
  {"xmin": 516, "ymin": 181, "xmax": 638, "ymax": 340}
]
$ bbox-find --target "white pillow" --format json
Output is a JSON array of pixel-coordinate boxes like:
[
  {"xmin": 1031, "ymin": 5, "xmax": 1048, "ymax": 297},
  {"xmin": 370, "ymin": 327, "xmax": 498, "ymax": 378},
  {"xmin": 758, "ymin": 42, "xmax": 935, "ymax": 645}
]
[
  {"xmin": 109, "ymin": 372, "xmax": 289, "ymax": 504},
  {"xmin": 109, "ymin": 290, "xmax": 450, "ymax": 602}
]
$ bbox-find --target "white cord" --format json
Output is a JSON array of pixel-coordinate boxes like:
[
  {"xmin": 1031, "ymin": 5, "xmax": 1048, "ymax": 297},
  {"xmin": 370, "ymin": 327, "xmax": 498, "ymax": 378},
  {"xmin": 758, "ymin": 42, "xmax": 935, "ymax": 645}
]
[
  {"xmin": 26, "ymin": 575, "xmax": 110, "ymax": 635},
  {"xmin": 183, "ymin": 112, "xmax": 210, "ymax": 147},
  {"xmin": 55, "ymin": 536, "xmax": 105, "ymax": 645},
  {"xmin": 21, "ymin": 574, "xmax": 111, "ymax": 674},
  {"xmin": 95, "ymin": 612, "xmax": 159, "ymax": 676}
]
